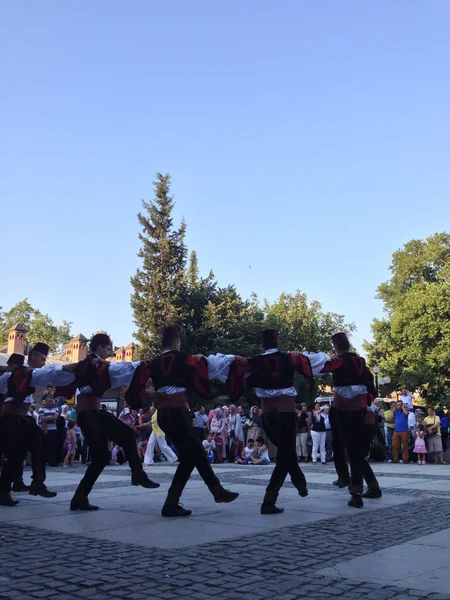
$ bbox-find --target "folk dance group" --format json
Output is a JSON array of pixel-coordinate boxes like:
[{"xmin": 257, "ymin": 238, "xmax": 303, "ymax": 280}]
[{"xmin": 0, "ymin": 328, "xmax": 380, "ymax": 516}]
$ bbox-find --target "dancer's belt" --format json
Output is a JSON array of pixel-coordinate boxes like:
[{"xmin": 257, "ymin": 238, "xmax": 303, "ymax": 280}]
[
  {"xmin": 154, "ymin": 391, "xmax": 187, "ymax": 409},
  {"xmin": 261, "ymin": 395, "xmax": 296, "ymax": 414},
  {"xmin": 334, "ymin": 393, "xmax": 367, "ymax": 411},
  {"xmin": 77, "ymin": 393, "xmax": 102, "ymax": 413},
  {"xmin": 0, "ymin": 401, "xmax": 29, "ymax": 417}
]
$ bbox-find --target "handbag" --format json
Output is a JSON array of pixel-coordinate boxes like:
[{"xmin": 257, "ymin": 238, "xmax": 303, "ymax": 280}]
[{"xmin": 427, "ymin": 417, "xmax": 438, "ymax": 437}]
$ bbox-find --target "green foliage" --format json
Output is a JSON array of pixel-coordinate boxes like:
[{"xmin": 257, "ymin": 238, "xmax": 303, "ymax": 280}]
[
  {"xmin": 264, "ymin": 291, "xmax": 355, "ymax": 354},
  {"xmin": 364, "ymin": 233, "xmax": 450, "ymax": 398},
  {"xmin": 0, "ymin": 299, "xmax": 72, "ymax": 353}
]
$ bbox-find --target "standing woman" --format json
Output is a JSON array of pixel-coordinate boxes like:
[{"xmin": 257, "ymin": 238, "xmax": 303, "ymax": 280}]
[
  {"xmin": 228, "ymin": 405, "xmax": 245, "ymax": 462},
  {"xmin": 311, "ymin": 403, "xmax": 327, "ymax": 464},
  {"xmin": 244, "ymin": 406, "xmax": 263, "ymax": 444},
  {"xmin": 425, "ymin": 407, "xmax": 446, "ymax": 464},
  {"xmin": 210, "ymin": 408, "xmax": 228, "ymax": 462}
]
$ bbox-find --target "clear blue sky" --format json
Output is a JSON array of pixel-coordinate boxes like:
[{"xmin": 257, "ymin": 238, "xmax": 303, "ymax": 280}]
[{"xmin": 2, "ymin": 1, "xmax": 449, "ymax": 353}]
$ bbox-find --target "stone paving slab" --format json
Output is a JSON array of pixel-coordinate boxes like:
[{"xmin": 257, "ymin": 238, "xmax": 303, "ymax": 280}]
[{"xmin": 1, "ymin": 463, "xmax": 450, "ymax": 599}]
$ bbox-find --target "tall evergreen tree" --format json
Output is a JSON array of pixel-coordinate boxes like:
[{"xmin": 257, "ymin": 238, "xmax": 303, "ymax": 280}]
[{"xmin": 130, "ymin": 174, "xmax": 189, "ymax": 357}]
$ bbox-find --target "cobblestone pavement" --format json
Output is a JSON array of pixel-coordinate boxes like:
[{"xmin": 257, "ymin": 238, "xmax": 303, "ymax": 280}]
[{"xmin": 0, "ymin": 463, "xmax": 448, "ymax": 600}]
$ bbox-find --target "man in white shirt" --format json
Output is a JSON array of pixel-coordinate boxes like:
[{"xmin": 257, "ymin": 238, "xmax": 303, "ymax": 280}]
[
  {"xmin": 400, "ymin": 388, "xmax": 413, "ymax": 410},
  {"xmin": 38, "ymin": 396, "xmax": 61, "ymax": 466}
]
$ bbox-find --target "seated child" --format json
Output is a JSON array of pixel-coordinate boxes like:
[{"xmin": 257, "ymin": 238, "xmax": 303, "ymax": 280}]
[
  {"xmin": 202, "ymin": 433, "xmax": 217, "ymax": 464},
  {"xmin": 235, "ymin": 438, "xmax": 256, "ymax": 464},
  {"xmin": 249, "ymin": 437, "xmax": 270, "ymax": 465}
]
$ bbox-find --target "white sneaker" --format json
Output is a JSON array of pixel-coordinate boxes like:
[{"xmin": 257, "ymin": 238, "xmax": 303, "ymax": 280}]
[
  {"xmin": 388, "ymin": 459, "xmax": 393, "ymax": 463},
  {"xmin": 143, "ymin": 462, "xmax": 154, "ymax": 466},
  {"xmin": 399, "ymin": 460, "xmax": 404, "ymax": 464}
]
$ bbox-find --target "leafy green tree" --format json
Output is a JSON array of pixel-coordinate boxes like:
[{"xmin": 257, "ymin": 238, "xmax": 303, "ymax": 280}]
[
  {"xmin": 264, "ymin": 291, "xmax": 355, "ymax": 353},
  {"xmin": 200, "ymin": 287, "xmax": 265, "ymax": 357},
  {"xmin": 364, "ymin": 233, "xmax": 450, "ymax": 398},
  {"xmin": 130, "ymin": 174, "xmax": 189, "ymax": 357},
  {"xmin": 0, "ymin": 299, "xmax": 72, "ymax": 352}
]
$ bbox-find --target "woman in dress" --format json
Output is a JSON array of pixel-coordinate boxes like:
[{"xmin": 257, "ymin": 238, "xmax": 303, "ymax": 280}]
[
  {"xmin": 210, "ymin": 408, "xmax": 228, "ymax": 462},
  {"xmin": 244, "ymin": 406, "xmax": 262, "ymax": 443},
  {"xmin": 228, "ymin": 405, "xmax": 245, "ymax": 462}
]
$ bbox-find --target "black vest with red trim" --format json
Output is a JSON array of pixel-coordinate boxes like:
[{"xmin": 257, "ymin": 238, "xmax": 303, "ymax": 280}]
[
  {"xmin": 151, "ymin": 351, "xmax": 194, "ymax": 390},
  {"xmin": 246, "ymin": 352, "xmax": 294, "ymax": 390},
  {"xmin": 331, "ymin": 353, "xmax": 368, "ymax": 387}
]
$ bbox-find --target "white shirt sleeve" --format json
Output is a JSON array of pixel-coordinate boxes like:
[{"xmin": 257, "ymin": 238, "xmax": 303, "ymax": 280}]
[
  {"xmin": 109, "ymin": 361, "xmax": 141, "ymax": 388},
  {"xmin": 0, "ymin": 372, "xmax": 11, "ymax": 394},
  {"xmin": 206, "ymin": 354, "xmax": 236, "ymax": 382},
  {"xmin": 30, "ymin": 364, "xmax": 76, "ymax": 388},
  {"xmin": 302, "ymin": 352, "xmax": 331, "ymax": 376}
]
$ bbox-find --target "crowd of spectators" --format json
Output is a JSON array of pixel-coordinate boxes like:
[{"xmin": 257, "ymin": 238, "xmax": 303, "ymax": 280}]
[{"xmin": 19, "ymin": 387, "xmax": 449, "ymax": 470}]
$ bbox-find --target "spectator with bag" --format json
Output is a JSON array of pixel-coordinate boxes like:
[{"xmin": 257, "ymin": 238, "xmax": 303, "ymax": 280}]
[
  {"xmin": 425, "ymin": 407, "xmax": 445, "ymax": 464},
  {"xmin": 210, "ymin": 408, "xmax": 228, "ymax": 463}
]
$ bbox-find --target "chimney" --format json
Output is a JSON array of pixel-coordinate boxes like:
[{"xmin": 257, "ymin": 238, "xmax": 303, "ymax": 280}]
[
  {"xmin": 70, "ymin": 334, "xmax": 88, "ymax": 362},
  {"xmin": 125, "ymin": 342, "xmax": 136, "ymax": 362},
  {"xmin": 7, "ymin": 324, "xmax": 27, "ymax": 355}
]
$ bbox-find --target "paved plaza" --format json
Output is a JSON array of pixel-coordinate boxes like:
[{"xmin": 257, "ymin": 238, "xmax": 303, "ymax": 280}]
[{"xmin": 1, "ymin": 461, "xmax": 449, "ymax": 600}]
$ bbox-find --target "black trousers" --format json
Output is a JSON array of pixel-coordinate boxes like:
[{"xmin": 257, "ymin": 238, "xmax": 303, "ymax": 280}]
[
  {"xmin": 262, "ymin": 412, "xmax": 307, "ymax": 503},
  {"xmin": 0, "ymin": 415, "xmax": 46, "ymax": 493},
  {"xmin": 43, "ymin": 430, "xmax": 59, "ymax": 467},
  {"xmin": 75, "ymin": 410, "xmax": 143, "ymax": 497},
  {"xmin": 329, "ymin": 407, "xmax": 376, "ymax": 495},
  {"xmin": 157, "ymin": 408, "xmax": 220, "ymax": 506},
  {"xmin": 194, "ymin": 427, "xmax": 205, "ymax": 442}
]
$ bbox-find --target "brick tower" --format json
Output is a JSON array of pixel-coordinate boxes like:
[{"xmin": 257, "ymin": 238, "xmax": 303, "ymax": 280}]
[
  {"xmin": 7, "ymin": 323, "xmax": 27, "ymax": 355},
  {"xmin": 70, "ymin": 334, "xmax": 88, "ymax": 362}
]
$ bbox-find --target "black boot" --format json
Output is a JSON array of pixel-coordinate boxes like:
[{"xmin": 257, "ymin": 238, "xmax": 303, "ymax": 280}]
[
  {"xmin": 161, "ymin": 504, "xmax": 192, "ymax": 518},
  {"xmin": 0, "ymin": 492, "xmax": 19, "ymax": 506},
  {"xmin": 12, "ymin": 481, "xmax": 31, "ymax": 492},
  {"xmin": 362, "ymin": 488, "xmax": 382, "ymax": 499},
  {"xmin": 29, "ymin": 485, "xmax": 57, "ymax": 498},
  {"xmin": 333, "ymin": 478, "xmax": 349, "ymax": 489},
  {"xmin": 348, "ymin": 494, "xmax": 364, "ymax": 508},
  {"xmin": 261, "ymin": 502, "xmax": 284, "ymax": 515},
  {"xmin": 213, "ymin": 488, "xmax": 239, "ymax": 504},
  {"xmin": 70, "ymin": 494, "xmax": 99, "ymax": 511},
  {"xmin": 298, "ymin": 487, "xmax": 308, "ymax": 498},
  {"xmin": 131, "ymin": 471, "xmax": 160, "ymax": 489}
]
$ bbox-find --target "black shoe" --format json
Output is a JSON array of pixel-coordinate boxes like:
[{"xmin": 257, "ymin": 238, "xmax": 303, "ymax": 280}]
[
  {"xmin": 261, "ymin": 503, "xmax": 284, "ymax": 515},
  {"xmin": 12, "ymin": 482, "xmax": 31, "ymax": 492},
  {"xmin": 333, "ymin": 479, "xmax": 349, "ymax": 489},
  {"xmin": 161, "ymin": 504, "xmax": 192, "ymax": 518},
  {"xmin": 131, "ymin": 472, "xmax": 160, "ymax": 489},
  {"xmin": 0, "ymin": 492, "xmax": 19, "ymax": 506},
  {"xmin": 213, "ymin": 489, "xmax": 239, "ymax": 504},
  {"xmin": 29, "ymin": 485, "xmax": 57, "ymax": 498},
  {"xmin": 70, "ymin": 496, "xmax": 99, "ymax": 511},
  {"xmin": 362, "ymin": 488, "xmax": 382, "ymax": 499},
  {"xmin": 298, "ymin": 488, "xmax": 308, "ymax": 497},
  {"xmin": 348, "ymin": 495, "xmax": 364, "ymax": 508}
]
